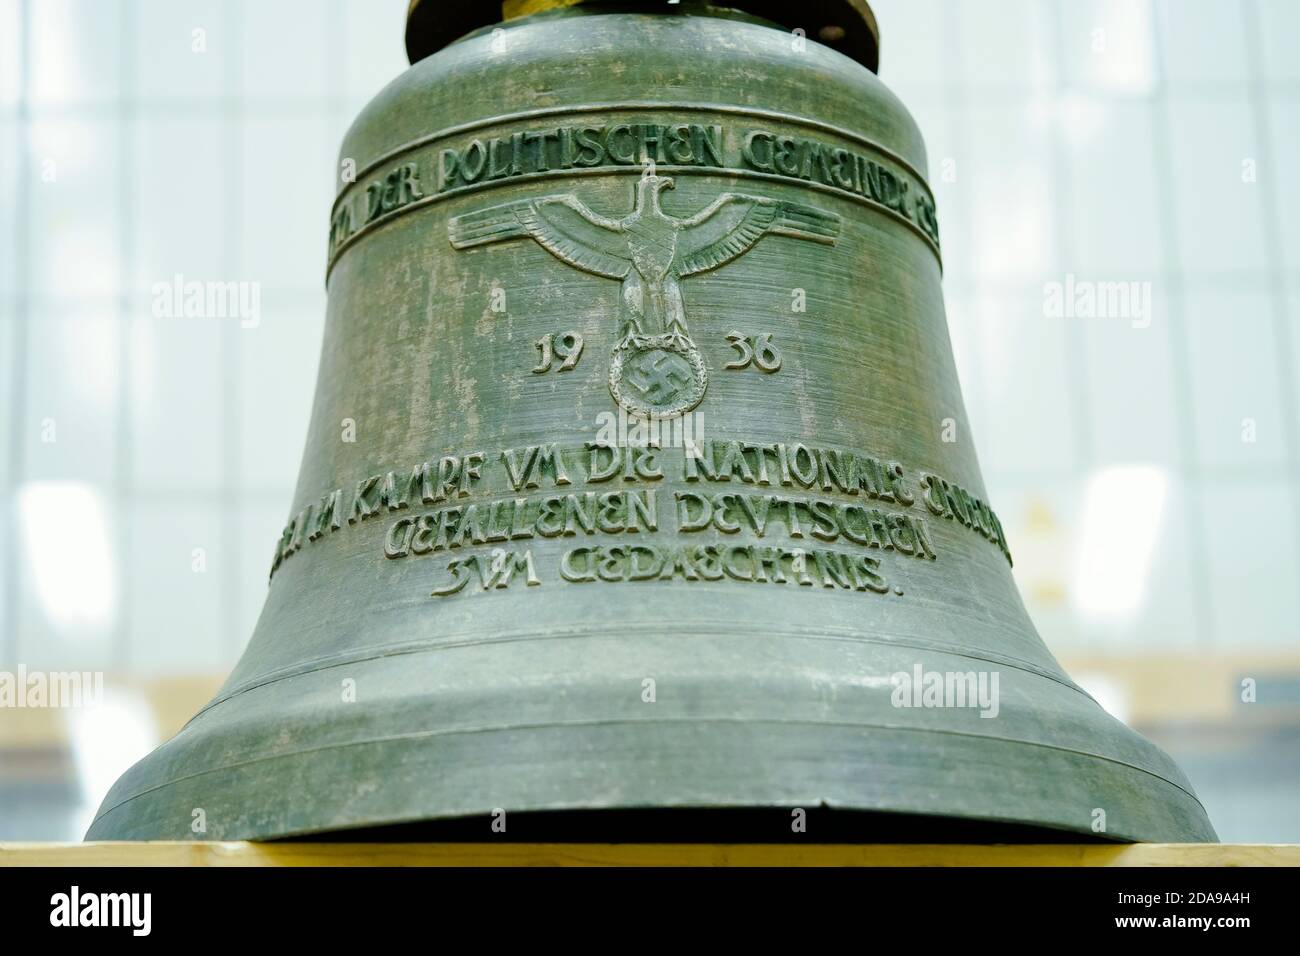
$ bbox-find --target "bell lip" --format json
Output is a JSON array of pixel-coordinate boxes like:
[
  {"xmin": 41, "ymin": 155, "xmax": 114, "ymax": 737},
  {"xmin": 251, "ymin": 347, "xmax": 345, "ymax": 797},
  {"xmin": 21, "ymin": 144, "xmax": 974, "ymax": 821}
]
[
  {"xmin": 85, "ymin": 716, "xmax": 1218, "ymax": 844},
  {"xmin": 120, "ymin": 807, "xmax": 1144, "ymax": 845},
  {"xmin": 404, "ymin": 1, "xmax": 881, "ymax": 73}
]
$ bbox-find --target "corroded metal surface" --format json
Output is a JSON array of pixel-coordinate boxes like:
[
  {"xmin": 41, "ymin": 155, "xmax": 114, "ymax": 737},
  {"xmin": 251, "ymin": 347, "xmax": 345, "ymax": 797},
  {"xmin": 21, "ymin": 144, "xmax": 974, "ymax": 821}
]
[{"xmin": 88, "ymin": 3, "xmax": 1216, "ymax": 842}]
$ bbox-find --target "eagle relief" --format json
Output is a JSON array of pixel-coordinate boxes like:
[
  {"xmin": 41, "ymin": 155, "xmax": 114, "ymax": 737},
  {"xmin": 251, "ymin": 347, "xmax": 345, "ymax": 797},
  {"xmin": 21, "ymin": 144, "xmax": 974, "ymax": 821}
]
[{"xmin": 448, "ymin": 172, "xmax": 841, "ymax": 418}]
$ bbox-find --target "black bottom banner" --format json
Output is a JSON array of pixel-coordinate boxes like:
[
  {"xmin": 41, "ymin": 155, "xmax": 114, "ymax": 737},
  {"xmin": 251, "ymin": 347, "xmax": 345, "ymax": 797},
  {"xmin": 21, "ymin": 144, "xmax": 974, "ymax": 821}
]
[{"xmin": 0, "ymin": 857, "xmax": 1284, "ymax": 940}]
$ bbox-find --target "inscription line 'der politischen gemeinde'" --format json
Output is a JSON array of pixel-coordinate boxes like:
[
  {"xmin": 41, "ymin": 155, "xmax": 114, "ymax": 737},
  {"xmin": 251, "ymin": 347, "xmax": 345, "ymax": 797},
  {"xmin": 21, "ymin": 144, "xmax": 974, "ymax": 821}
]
[{"xmin": 327, "ymin": 120, "xmax": 942, "ymax": 267}]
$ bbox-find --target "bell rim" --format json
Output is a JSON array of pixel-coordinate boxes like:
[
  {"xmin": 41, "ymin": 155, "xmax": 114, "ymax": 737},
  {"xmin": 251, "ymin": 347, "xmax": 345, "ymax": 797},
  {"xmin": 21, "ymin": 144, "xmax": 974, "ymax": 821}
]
[
  {"xmin": 86, "ymin": 716, "xmax": 1217, "ymax": 843},
  {"xmin": 86, "ymin": 632, "xmax": 1217, "ymax": 845}
]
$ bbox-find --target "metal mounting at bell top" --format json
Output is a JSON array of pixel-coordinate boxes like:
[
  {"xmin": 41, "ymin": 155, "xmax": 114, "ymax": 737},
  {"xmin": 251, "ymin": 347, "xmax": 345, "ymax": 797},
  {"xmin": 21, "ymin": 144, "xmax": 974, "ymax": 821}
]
[{"xmin": 406, "ymin": 0, "xmax": 881, "ymax": 72}]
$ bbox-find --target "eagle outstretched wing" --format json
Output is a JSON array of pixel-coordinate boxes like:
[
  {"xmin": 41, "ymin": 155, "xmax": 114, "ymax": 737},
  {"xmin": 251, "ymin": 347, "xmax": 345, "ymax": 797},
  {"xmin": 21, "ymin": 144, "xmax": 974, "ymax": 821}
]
[
  {"xmin": 672, "ymin": 194, "xmax": 841, "ymax": 278},
  {"xmin": 448, "ymin": 195, "xmax": 632, "ymax": 279}
]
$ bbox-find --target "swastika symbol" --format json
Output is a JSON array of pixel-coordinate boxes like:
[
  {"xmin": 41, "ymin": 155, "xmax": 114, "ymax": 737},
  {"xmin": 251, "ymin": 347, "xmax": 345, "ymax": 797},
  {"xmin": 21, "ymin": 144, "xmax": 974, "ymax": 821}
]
[{"xmin": 626, "ymin": 351, "xmax": 693, "ymax": 403}]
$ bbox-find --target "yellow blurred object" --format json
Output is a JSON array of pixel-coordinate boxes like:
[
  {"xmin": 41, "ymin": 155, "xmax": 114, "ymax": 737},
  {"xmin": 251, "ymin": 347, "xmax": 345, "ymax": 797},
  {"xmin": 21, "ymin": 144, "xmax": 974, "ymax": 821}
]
[
  {"xmin": 1059, "ymin": 653, "xmax": 1300, "ymax": 725},
  {"xmin": 502, "ymin": 0, "xmax": 587, "ymax": 20},
  {"xmin": 0, "ymin": 674, "xmax": 225, "ymax": 749},
  {"xmin": 1024, "ymin": 497, "xmax": 1058, "ymax": 535}
]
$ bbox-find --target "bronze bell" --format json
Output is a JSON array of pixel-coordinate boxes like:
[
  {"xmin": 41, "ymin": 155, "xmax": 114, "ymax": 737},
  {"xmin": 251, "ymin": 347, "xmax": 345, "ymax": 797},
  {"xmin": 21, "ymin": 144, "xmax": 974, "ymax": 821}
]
[{"xmin": 88, "ymin": 0, "xmax": 1216, "ymax": 843}]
